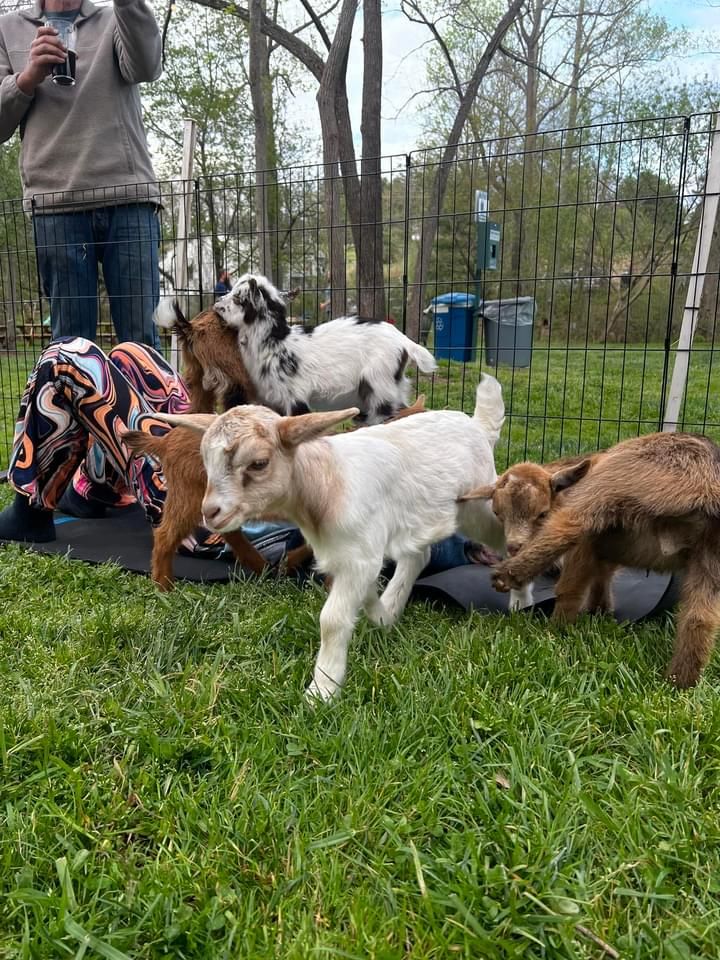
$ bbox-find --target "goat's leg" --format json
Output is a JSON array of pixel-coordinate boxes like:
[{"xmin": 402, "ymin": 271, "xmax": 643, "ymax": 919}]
[
  {"xmin": 667, "ymin": 555, "xmax": 720, "ymax": 689},
  {"xmin": 373, "ymin": 548, "xmax": 432, "ymax": 627},
  {"xmin": 551, "ymin": 541, "xmax": 597, "ymax": 624},
  {"xmin": 281, "ymin": 542, "xmax": 314, "ymax": 573},
  {"xmin": 151, "ymin": 520, "xmax": 181, "ymax": 590},
  {"xmin": 308, "ymin": 567, "xmax": 379, "ymax": 702},
  {"xmin": 363, "ymin": 582, "xmax": 385, "ymax": 626},
  {"xmin": 149, "ymin": 486, "xmax": 196, "ymax": 589},
  {"xmin": 223, "ymin": 529, "xmax": 269, "ymax": 575},
  {"xmin": 586, "ymin": 563, "xmax": 617, "ymax": 614},
  {"xmin": 493, "ymin": 508, "xmax": 587, "ymax": 593},
  {"xmin": 509, "ymin": 583, "xmax": 534, "ymax": 612}
]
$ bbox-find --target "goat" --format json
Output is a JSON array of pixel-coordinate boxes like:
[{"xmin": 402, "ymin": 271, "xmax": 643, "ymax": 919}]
[
  {"xmin": 485, "ymin": 431, "xmax": 720, "ymax": 688},
  {"xmin": 154, "ymin": 300, "xmax": 257, "ymax": 412},
  {"xmin": 122, "ymin": 394, "xmax": 428, "ymax": 591},
  {"xmin": 158, "ymin": 375, "xmax": 531, "ymax": 701},
  {"xmin": 213, "ymin": 273, "xmax": 438, "ymax": 424},
  {"xmin": 123, "ymin": 426, "xmax": 313, "ymax": 590},
  {"xmin": 461, "ymin": 452, "xmax": 612, "ymax": 616}
]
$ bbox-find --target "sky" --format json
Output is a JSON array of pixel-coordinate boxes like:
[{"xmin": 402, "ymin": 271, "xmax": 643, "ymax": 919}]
[{"xmin": 283, "ymin": 0, "xmax": 720, "ymax": 160}]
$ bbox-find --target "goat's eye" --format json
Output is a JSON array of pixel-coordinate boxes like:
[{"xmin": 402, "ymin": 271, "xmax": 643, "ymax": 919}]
[
  {"xmin": 233, "ymin": 294, "xmax": 241, "ymax": 306},
  {"xmin": 248, "ymin": 459, "xmax": 269, "ymax": 471},
  {"xmin": 538, "ymin": 511, "xmax": 549, "ymax": 522}
]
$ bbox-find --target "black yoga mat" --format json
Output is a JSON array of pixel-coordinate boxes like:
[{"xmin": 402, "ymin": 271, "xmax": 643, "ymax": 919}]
[
  {"xmin": 2, "ymin": 506, "xmax": 681, "ymax": 621},
  {"xmin": 3, "ymin": 505, "xmax": 247, "ymax": 583},
  {"xmin": 412, "ymin": 564, "xmax": 681, "ymax": 623}
]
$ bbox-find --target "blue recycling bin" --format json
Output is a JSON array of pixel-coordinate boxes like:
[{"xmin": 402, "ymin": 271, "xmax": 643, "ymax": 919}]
[{"xmin": 428, "ymin": 292, "xmax": 477, "ymax": 362}]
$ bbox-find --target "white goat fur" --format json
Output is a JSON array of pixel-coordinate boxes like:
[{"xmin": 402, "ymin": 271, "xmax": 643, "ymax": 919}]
[
  {"xmin": 214, "ymin": 273, "xmax": 438, "ymax": 424},
  {"xmin": 161, "ymin": 375, "xmax": 532, "ymax": 701}
]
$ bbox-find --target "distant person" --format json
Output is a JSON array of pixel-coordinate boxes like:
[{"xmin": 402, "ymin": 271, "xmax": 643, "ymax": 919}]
[
  {"xmin": 0, "ymin": 0, "xmax": 163, "ymax": 347},
  {"xmin": 214, "ymin": 269, "xmax": 231, "ymax": 298}
]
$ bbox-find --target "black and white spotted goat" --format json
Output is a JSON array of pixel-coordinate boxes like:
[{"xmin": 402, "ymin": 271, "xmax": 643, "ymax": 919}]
[{"xmin": 213, "ymin": 273, "xmax": 438, "ymax": 424}]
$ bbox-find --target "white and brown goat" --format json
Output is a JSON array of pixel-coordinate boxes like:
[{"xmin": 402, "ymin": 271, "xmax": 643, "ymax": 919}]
[{"xmin": 158, "ymin": 375, "xmax": 525, "ymax": 701}]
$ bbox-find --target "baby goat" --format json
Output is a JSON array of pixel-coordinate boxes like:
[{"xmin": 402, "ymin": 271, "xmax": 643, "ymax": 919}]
[
  {"xmin": 461, "ymin": 452, "xmax": 611, "ymax": 615},
  {"xmin": 487, "ymin": 432, "xmax": 720, "ymax": 688},
  {"xmin": 214, "ymin": 273, "xmax": 438, "ymax": 424},
  {"xmin": 160, "ymin": 375, "xmax": 527, "ymax": 701},
  {"xmin": 124, "ymin": 426, "xmax": 312, "ymax": 590},
  {"xmin": 154, "ymin": 300, "xmax": 256, "ymax": 412}
]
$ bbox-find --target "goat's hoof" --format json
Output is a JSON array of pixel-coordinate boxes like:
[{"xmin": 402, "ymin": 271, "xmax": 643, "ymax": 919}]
[
  {"xmin": 305, "ymin": 679, "xmax": 340, "ymax": 703},
  {"xmin": 366, "ymin": 603, "xmax": 393, "ymax": 629},
  {"xmin": 491, "ymin": 568, "xmax": 515, "ymax": 593},
  {"xmin": 666, "ymin": 662, "xmax": 701, "ymax": 690}
]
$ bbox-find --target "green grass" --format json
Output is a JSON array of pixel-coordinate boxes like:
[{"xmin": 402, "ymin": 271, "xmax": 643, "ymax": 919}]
[
  {"xmin": 1, "ymin": 548, "xmax": 720, "ymax": 957},
  {"xmin": 1, "ymin": 343, "xmax": 720, "ymax": 956}
]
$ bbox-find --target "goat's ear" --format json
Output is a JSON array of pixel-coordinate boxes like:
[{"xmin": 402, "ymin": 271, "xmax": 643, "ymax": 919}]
[
  {"xmin": 550, "ymin": 458, "xmax": 591, "ymax": 493},
  {"xmin": 278, "ymin": 408, "xmax": 359, "ymax": 447},
  {"xmin": 154, "ymin": 412, "xmax": 217, "ymax": 434},
  {"xmin": 458, "ymin": 483, "xmax": 496, "ymax": 502}
]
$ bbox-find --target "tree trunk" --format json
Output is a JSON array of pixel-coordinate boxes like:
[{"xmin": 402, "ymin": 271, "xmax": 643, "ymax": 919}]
[
  {"xmin": 518, "ymin": 1, "xmax": 541, "ymax": 300},
  {"xmin": 249, "ymin": 0, "xmax": 275, "ymax": 278},
  {"xmin": 358, "ymin": 0, "xmax": 385, "ymax": 318},
  {"xmin": 405, "ymin": 0, "xmax": 524, "ymax": 342},
  {"xmin": 316, "ymin": 0, "xmax": 359, "ymax": 317}
]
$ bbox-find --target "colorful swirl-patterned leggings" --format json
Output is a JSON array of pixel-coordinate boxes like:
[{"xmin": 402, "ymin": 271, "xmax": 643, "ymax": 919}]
[{"xmin": 8, "ymin": 337, "xmax": 190, "ymax": 525}]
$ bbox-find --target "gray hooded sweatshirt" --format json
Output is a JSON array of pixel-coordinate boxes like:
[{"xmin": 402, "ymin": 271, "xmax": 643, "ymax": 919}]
[{"xmin": 0, "ymin": 0, "xmax": 161, "ymax": 210}]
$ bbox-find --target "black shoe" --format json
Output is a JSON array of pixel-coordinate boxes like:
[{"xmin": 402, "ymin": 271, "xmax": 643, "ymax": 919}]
[
  {"xmin": 57, "ymin": 484, "xmax": 107, "ymax": 519},
  {"xmin": 0, "ymin": 493, "xmax": 56, "ymax": 543}
]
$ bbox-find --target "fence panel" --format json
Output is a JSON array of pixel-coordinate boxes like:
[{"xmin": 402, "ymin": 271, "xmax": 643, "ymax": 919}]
[{"xmin": 0, "ymin": 114, "xmax": 716, "ymax": 470}]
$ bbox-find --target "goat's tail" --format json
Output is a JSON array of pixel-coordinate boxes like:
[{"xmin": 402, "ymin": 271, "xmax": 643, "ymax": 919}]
[
  {"xmin": 402, "ymin": 336, "xmax": 438, "ymax": 374},
  {"xmin": 154, "ymin": 298, "xmax": 191, "ymax": 338},
  {"xmin": 124, "ymin": 429, "xmax": 167, "ymax": 462},
  {"xmin": 472, "ymin": 374, "xmax": 505, "ymax": 446}
]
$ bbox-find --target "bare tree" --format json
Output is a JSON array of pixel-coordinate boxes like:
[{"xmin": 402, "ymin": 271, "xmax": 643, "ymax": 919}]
[
  {"xmin": 402, "ymin": 0, "xmax": 526, "ymax": 340},
  {"xmin": 190, "ymin": 0, "xmax": 386, "ymax": 317},
  {"xmin": 249, "ymin": 0, "xmax": 276, "ymax": 276}
]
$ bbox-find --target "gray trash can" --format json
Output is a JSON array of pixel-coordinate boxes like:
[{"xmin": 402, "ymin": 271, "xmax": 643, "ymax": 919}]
[{"xmin": 480, "ymin": 297, "xmax": 535, "ymax": 367}]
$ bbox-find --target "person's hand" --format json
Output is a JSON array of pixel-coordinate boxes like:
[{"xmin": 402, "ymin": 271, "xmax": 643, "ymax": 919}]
[{"xmin": 16, "ymin": 25, "xmax": 67, "ymax": 95}]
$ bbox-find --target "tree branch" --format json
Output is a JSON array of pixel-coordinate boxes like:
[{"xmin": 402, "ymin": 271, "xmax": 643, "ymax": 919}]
[{"xmin": 190, "ymin": 0, "xmax": 326, "ymax": 80}]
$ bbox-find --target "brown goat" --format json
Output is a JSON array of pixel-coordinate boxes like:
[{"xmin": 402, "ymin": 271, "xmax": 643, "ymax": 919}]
[
  {"xmin": 487, "ymin": 431, "xmax": 720, "ymax": 688},
  {"xmin": 156, "ymin": 301, "xmax": 257, "ymax": 412},
  {"xmin": 124, "ymin": 426, "xmax": 313, "ymax": 590},
  {"xmin": 461, "ymin": 452, "xmax": 607, "ymax": 593}
]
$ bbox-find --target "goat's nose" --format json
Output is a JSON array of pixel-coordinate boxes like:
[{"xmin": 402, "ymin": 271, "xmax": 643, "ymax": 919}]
[
  {"xmin": 507, "ymin": 542, "xmax": 521, "ymax": 557},
  {"xmin": 203, "ymin": 503, "xmax": 223, "ymax": 526}
]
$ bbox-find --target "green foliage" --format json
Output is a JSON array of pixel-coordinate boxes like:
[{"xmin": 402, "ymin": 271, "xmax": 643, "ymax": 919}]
[{"xmin": 0, "ymin": 136, "xmax": 21, "ymax": 203}]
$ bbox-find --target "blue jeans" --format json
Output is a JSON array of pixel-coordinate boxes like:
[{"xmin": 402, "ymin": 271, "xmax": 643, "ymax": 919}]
[{"xmin": 34, "ymin": 203, "xmax": 161, "ymax": 347}]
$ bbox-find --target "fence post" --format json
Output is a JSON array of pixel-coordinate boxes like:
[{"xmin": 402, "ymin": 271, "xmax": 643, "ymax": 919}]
[
  {"xmin": 662, "ymin": 115, "xmax": 720, "ymax": 431},
  {"xmin": 401, "ymin": 153, "xmax": 411, "ymax": 335},
  {"xmin": 171, "ymin": 117, "xmax": 197, "ymax": 370}
]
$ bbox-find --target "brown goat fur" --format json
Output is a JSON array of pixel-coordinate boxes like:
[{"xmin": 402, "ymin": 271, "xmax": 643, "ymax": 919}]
[
  {"xmin": 161, "ymin": 303, "xmax": 257, "ymax": 412},
  {"xmin": 124, "ymin": 427, "xmax": 312, "ymax": 590},
  {"xmin": 489, "ymin": 431, "xmax": 720, "ymax": 688}
]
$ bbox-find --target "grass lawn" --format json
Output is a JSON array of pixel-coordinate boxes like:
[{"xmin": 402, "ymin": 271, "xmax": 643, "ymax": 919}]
[{"xmin": 0, "ymin": 342, "xmax": 720, "ymax": 956}]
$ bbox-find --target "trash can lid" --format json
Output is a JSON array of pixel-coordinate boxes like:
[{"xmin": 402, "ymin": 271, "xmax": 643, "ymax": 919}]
[{"xmin": 429, "ymin": 292, "xmax": 477, "ymax": 308}]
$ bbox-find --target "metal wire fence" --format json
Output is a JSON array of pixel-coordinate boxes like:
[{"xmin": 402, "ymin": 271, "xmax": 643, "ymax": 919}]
[{"xmin": 1, "ymin": 112, "xmax": 718, "ymax": 469}]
